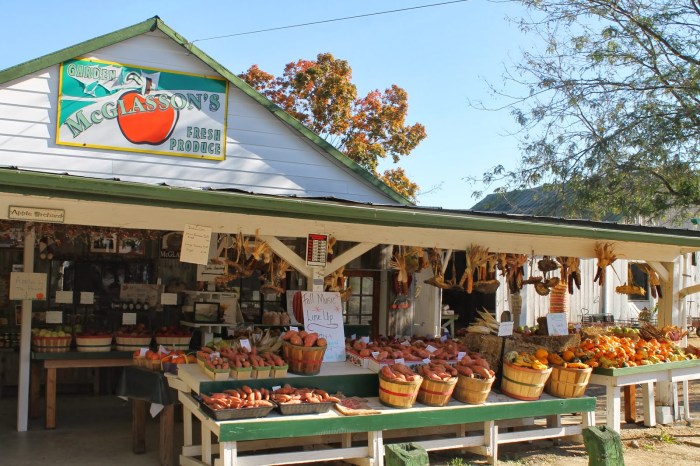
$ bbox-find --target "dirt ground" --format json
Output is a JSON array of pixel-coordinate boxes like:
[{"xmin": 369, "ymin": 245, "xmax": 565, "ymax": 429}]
[{"xmin": 427, "ymin": 334, "xmax": 700, "ymax": 465}]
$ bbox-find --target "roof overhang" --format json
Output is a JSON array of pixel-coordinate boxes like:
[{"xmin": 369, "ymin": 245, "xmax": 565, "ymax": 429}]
[{"xmin": 1, "ymin": 169, "xmax": 700, "ymax": 263}]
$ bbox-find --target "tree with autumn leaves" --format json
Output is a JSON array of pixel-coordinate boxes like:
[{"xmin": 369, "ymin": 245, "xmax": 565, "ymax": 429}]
[{"xmin": 239, "ymin": 53, "xmax": 426, "ymax": 202}]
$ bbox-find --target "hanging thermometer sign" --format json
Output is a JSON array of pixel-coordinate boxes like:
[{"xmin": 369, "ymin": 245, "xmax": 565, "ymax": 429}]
[{"xmin": 306, "ymin": 233, "xmax": 328, "ymax": 268}]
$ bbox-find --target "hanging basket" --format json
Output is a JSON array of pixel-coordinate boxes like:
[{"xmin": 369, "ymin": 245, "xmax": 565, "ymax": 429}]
[
  {"xmin": 417, "ymin": 377, "xmax": 458, "ymax": 407},
  {"xmin": 378, "ymin": 373, "xmax": 423, "ymax": 408},
  {"xmin": 453, "ymin": 375, "xmax": 494, "ymax": 405},
  {"xmin": 472, "ymin": 279, "xmax": 500, "ymax": 294},
  {"xmin": 545, "ymin": 365, "xmax": 591, "ymax": 398},
  {"xmin": 282, "ymin": 341, "xmax": 326, "ymax": 375},
  {"xmin": 500, "ymin": 361, "xmax": 552, "ymax": 401}
]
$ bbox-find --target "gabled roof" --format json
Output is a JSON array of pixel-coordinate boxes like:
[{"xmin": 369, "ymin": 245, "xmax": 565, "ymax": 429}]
[{"xmin": 0, "ymin": 16, "xmax": 411, "ymax": 206}]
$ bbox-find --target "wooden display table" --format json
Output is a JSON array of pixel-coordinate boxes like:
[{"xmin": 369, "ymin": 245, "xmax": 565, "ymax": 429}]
[
  {"xmin": 30, "ymin": 351, "xmax": 133, "ymax": 429},
  {"xmin": 589, "ymin": 359, "xmax": 700, "ymax": 432},
  {"xmin": 172, "ymin": 363, "xmax": 595, "ymax": 466}
]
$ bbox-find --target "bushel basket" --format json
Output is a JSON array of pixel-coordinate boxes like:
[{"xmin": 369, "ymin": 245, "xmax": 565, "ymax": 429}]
[
  {"xmin": 417, "ymin": 376, "xmax": 458, "ymax": 407},
  {"xmin": 453, "ymin": 375, "xmax": 494, "ymax": 405},
  {"xmin": 282, "ymin": 341, "xmax": 326, "ymax": 375},
  {"xmin": 378, "ymin": 372, "xmax": 423, "ymax": 408},
  {"xmin": 545, "ymin": 365, "xmax": 591, "ymax": 398},
  {"xmin": 500, "ymin": 361, "xmax": 552, "ymax": 401}
]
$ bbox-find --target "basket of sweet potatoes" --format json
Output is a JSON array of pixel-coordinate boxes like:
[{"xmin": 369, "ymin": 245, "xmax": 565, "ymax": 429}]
[{"xmin": 281, "ymin": 330, "xmax": 327, "ymax": 375}]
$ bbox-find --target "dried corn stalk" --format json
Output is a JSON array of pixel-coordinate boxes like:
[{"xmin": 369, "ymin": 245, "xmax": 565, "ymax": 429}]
[
  {"xmin": 461, "ymin": 244, "xmax": 496, "ymax": 294},
  {"xmin": 593, "ymin": 242, "xmax": 617, "ymax": 286},
  {"xmin": 504, "ymin": 253, "xmax": 528, "ymax": 292},
  {"xmin": 424, "ymin": 248, "xmax": 452, "ymax": 289},
  {"xmin": 325, "ymin": 266, "xmax": 352, "ymax": 301},
  {"xmin": 557, "ymin": 256, "xmax": 581, "ymax": 294}
]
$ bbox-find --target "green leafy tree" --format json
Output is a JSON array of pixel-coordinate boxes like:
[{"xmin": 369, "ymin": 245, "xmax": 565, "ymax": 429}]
[
  {"xmin": 474, "ymin": 0, "xmax": 700, "ymax": 223},
  {"xmin": 239, "ymin": 53, "xmax": 426, "ymax": 202}
]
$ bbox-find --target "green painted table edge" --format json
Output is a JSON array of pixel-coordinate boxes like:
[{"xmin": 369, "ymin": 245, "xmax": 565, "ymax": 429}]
[
  {"xmin": 217, "ymin": 396, "xmax": 596, "ymax": 442},
  {"xmin": 31, "ymin": 351, "xmax": 134, "ymax": 360},
  {"xmin": 592, "ymin": 358, "xmax": 700, "ymax": 377}
]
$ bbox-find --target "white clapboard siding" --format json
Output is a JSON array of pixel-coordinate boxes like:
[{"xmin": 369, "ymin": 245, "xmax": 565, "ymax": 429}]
[{"xmin": 0, "ymin": 31, "xmax": 398, "ymax": 205}]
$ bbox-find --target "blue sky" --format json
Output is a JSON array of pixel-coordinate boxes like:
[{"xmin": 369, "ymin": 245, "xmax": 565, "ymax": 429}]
[{"xmin": 0, "ymin": 0, "xmax": 533, "ymax": 209}]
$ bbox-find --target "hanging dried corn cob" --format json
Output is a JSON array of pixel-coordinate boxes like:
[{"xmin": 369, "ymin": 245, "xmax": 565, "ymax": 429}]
[{"xmin": 593, "ymin": 242, "xmax": 617, "ymax": 286}]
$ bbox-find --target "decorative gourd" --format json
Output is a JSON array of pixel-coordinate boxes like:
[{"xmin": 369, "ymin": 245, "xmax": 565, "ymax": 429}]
[{"xmin": 292, "ymin": 291, "xmax": 304, "ymax": 324}]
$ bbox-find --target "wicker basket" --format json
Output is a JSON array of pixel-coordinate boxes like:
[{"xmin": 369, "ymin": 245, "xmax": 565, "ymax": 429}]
[
  {"xmin": 155, "ymin": 336, "xmax": 191, "ymax": 351},
  {"xmin": 417, "ymin": 376, "xmax": 458, "ymax": 407},
  {"xmin": 282, "ymin": 341, "xmax": 326, "ymax": 375},
  {"xmin": 115, "ymin": 336, "xmax": 152, "ymax": 352},
  {"xmin": 378, "ymin": 372, "xmax": 423, "ymax": 408},
  {"xmin": 500, "ymin": 361, "xmax": 552, "ymax": 401},
  {"xmin": 545, "ymin": 365, "xmax": 592, "ymax": 398},
  {"xmin": 32, "ymin": 336, "xmax": 72, "ymax": 353},
  {"xmin": 453, "ymin": 375, "xmax": 495, "ymax": 405},
  {"xmin": 76, "ymin": 336, "xmax": 113, "ymax": 352}
]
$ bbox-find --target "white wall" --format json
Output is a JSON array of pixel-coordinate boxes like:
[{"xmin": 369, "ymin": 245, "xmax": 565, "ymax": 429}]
[{"xmin": 0, "ymin": 31, "xmax": 397, "ymax": 204}]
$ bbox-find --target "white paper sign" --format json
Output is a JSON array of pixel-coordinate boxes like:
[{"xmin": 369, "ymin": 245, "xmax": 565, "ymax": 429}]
[
  {"xmin": 180, "ymin": 224, "xmax": 212, "ymax": 265},
  {"xmin": 395, "ymin": 358, "xmax": 405, "ymax": 364},
  {"xmin": 160, "ymin": 293, "xmax": 178, "ymax": 306},
  {"xmin": 240, "ymin": 339, "xmax": 251, "ymax": 352},
  {"xmin": 139, "ymin": 348, "xmax": 149, "ymax": 357},
  {"xmin": 300, "ymin": 291, "xmax": 346, "ymax": 362},
  {"xmin": 372, "ymin": 351, "xmax": 380, "ymax": 359},
  {"xmin": 55, "ymin": 290, "xmax": 74, "ymax": 304},
  {"xmin": 426, "ymin": 345, "xmax": 437, "ymax": 353},
  {"xmin": 546, "ymin": 313, "xmax": 569, "ymax": 336},
  {"xmin": 122, "ymin": 312, "xmax": 137, "ymax": 325},
  {"xmin": 9, "ymin": 272, "xmax": 47, "ymax": 301},
  {"xmin": 360, "ymin": 336, "xmax": 370, "ymax": 344},
  {"xmin": 422, "ymin": 358, "xmax": 430, "ymax": 364},
  {"xmin": 46, "ymin": 311, "xmax": 63, "ymax": 324},
  {"xmin": 80, "ymin": 292, "xmax": 94, "ymax": 305},
  {"xmin": 290, "ymin": 326, "xmax": 299, "ymax": 333},
  {"xmin": 457, "ymin": 351, "xmax": 466, "ymax": 361},
  {"xmin": 498, "ymin": 321, "xmax": 514, "ymax": 337}
]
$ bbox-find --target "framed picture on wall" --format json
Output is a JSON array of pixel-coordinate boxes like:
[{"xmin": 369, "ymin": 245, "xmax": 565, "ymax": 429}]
[
  {"xmin": 90, "ymin": 233, "xmax": 117, "ymax": 253},
  {"xmin": 118, "ymin": 237, "xmax": 144, "ymax": 255}
]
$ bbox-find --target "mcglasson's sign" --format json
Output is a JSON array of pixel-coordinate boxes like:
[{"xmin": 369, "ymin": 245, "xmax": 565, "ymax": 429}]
[{"xmin": 56, "ymin": 58, "xmax": 228, "ymax": 160}]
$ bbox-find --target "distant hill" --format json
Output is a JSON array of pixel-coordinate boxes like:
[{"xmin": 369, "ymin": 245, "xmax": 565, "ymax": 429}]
[{"xmin": 471, "ymin": 186, "xmax": 624, "ymax": 222}]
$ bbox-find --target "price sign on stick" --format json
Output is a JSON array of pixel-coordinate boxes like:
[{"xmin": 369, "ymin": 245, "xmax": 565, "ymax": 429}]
[
  {"xmin": 546, "ymin": 313, "xmax": 569, "ymax": 336},
  {"xmin": 498, "ymin": 321, "xmax": 514, "ymax": 337}
]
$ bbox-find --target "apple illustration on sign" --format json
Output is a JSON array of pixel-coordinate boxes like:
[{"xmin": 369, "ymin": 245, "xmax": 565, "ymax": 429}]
[{"xmin": 117, "ymin": 73, "xmax": 178, "ymax": 145}]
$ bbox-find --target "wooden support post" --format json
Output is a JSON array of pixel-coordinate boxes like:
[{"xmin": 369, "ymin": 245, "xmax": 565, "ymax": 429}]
[
  {"xmin": 183, "ymin": 403, "xmax": 193, "ymax": 446},
  {"xmin": 219, "ymin": 440, "xmax": 237, "ymax": 466},
  {"xmin": 160, "ymin": 404, "xmax": 174, "ymax": 466},
  {"xmin": 642, "ymin": 382, "xmax": 656, "ymax": 427},
  {"xmin": 201, "ymin": 423, "xmax": 212, "ymax": 465},
  {"xmin": 132, "ymin": 399, "xmax": 146, "ymax": 454},
  {"xmin": 368, "ymin": 430, "xmax": 384, "ymax": 466},
  {"xmin": 484, "ymin": 421, "xmax": 498, "ymax": 466},
  {"xmin": 624, "ymin": 385, "xmax": 636, "ymax": 423},
  {"xmin": 29, "ymin": 362, "xmax": 40, "ymax": 419},
  {"xmin": 45, "ymin": 367, "xmax": 56, "ymax": 429}
]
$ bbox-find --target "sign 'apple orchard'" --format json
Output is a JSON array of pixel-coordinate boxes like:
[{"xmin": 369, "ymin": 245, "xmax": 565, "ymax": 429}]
[{"xmin": 56, "ymin": 58, "xmax": 228, "ymax": 160}]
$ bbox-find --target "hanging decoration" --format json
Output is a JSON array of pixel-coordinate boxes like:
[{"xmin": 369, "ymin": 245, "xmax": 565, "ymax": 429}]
[
  {"xmin": 423, "ymin": 248, "xmax": 452, "ymax": 289},
  {"xmin": 615, "ymin": 265, "xmax": 646, "ymax": 296},
  {"xmin": 461, "ymin": 244, "xmax": 497, "ymax": 294},
  {"xmin": 593, "ymin": 242, "xmax": 617, "ymax": 286},
  {"xmin": 636, "ymin": 263, "xmax": 663, "ymax": 298},
  {"xmin": 556, "ymin": 256, "xmax": 581, "ymax": 295}
]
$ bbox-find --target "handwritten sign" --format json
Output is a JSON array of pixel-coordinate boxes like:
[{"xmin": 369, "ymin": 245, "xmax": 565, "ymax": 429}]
[
  {"xmin": 80, "ymin": 292, "xmax": 94, "ymax": 305},
  {"xmin": 160, "ymin": 293, "xmax": 178, "ymax": 306},
  {"xmin": 122, "ymin": 313, "xmax": 137, "ymax": 325},
  {"xmin": 46, "ymin": 311, "xmax": 63, "ymax": 324},
  {"xmin": 55, "ymin": 290, "xmax": 73, "ymax": 304},
  {"xmin": 498, "ymin": 321, "xmax": 514, "ymax": 337},
  {"xmin": 300, "ymin": 291, "xmax": 346, "ymax": 362},
  {"xmin": 180, "ymin": 224, "xmax": 212, "ymax": 265},
  {"xmin": 546, "ymin": 313, "xmax": 569, "ymax": 336},
  {"xmin": 9, "ymin": 272, "xmax": 46, "ymax": 300}
]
